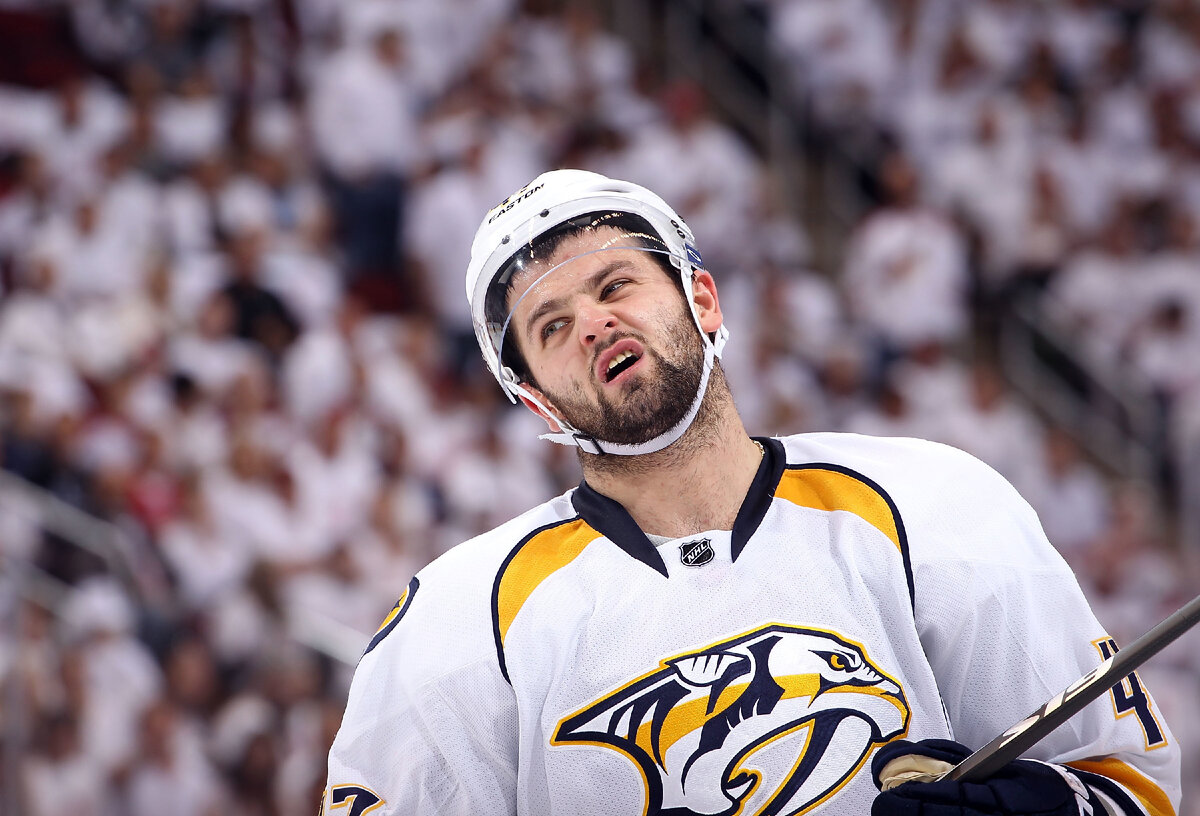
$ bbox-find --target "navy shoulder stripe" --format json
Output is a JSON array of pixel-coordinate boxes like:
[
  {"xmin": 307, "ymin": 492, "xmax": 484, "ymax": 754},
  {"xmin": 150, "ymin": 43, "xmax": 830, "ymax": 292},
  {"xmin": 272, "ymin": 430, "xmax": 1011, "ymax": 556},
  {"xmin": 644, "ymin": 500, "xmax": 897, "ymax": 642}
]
[{"xmin": 363, "ymin": 575, "xmax": 419, "ymax": 657}]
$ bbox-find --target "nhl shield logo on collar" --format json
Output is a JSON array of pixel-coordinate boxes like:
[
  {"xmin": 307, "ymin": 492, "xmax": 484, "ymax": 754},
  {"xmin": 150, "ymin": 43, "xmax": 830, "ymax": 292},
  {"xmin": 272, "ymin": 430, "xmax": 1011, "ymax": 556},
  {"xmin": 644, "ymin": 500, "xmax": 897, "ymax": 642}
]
[{"xmin": 679, "ymin": 538, "xmax": 714, "ymax": 567}]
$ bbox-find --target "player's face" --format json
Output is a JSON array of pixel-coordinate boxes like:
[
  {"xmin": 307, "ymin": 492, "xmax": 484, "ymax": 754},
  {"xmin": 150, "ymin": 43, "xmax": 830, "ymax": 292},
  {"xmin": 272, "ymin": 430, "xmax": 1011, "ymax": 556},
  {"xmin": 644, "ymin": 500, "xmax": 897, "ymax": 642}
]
[{"xmin": 505, "ymin": 229, "xmax": 721, "ymax": 445}]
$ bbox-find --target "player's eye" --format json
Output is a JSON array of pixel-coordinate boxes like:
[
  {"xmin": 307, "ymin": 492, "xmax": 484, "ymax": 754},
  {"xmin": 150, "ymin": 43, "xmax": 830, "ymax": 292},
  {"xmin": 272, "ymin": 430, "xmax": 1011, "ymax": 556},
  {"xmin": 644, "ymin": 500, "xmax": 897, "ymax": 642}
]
[
  {"xmin": 541, "ymin": 318, "xmax": 568, "ymax": 341},
  {"xmin": 601, "ymin": 279, "xmax": 630, "ymax": 299}
]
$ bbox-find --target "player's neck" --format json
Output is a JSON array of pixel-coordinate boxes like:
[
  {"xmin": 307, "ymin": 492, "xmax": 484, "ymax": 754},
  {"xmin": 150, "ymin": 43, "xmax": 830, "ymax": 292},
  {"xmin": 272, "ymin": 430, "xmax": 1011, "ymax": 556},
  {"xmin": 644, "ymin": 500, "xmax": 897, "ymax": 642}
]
[{"xmin": 578, "ymin": 373, "xmax": 761, "ymax": 538}]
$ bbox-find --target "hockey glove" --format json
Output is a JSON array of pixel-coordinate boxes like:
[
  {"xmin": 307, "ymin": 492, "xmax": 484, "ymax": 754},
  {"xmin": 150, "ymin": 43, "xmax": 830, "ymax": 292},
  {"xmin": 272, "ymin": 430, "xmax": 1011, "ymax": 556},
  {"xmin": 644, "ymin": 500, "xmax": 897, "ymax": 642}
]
[{"xmin": 870, "ymin": 739, "xmax": 1095, "ymax": 816}]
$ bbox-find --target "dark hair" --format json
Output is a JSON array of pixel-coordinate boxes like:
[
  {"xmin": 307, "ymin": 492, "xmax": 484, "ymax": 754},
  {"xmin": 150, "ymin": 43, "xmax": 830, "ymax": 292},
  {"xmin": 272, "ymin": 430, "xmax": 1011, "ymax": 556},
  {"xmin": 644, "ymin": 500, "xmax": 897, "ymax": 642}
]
[{"xmin": 486, "ymin": 210, "xmax": 682, "ymax": 384}]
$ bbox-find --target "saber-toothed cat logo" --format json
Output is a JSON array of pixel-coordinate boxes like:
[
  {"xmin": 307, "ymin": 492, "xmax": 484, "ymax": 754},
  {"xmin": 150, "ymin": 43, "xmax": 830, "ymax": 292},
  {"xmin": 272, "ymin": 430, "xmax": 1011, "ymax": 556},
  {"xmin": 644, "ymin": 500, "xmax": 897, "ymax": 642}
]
[{"xmin": 552, "ymin": 625, "xmax": 909, "ymax": 816}]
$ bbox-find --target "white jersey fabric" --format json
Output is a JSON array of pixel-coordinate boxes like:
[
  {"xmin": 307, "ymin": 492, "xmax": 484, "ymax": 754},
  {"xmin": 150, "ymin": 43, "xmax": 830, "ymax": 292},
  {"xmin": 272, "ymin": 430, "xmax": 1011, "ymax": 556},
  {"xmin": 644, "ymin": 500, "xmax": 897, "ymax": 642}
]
[{"xmin": 324, "ymin": 433, "xmax": 1181, "ymax": 816}]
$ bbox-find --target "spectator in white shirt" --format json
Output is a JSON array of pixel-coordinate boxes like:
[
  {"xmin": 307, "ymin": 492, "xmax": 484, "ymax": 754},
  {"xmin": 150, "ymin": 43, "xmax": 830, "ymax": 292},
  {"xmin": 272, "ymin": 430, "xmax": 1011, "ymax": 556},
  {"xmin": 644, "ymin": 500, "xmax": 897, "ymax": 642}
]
[
  {"xmin": 406, "ymin": 130, "xmax": 509, "ymax": 377},
  {"xmin": 1044, "ymin": 205, "xmax": 1144, "ymax": 367},
  {"xmin": 1038, "ymin": 108, "xmax": 1118, "ymax": 239},
  {"xmin": 157, "ymin": 372, "xmax": 227, "ymax": 472},
  {"xmin": 771, "ymin": 0, "xmax": 892, "ymax": 125},
  {"xmin": 285, "ymin": 406, "xmax": 381, "ymax": 555},
  {"xmin": 843, "ymin": 375, "xmax": 941, "ymax": 441},
  {"xmin": 441, "ymin": 417, "xmax": 555, "ymax": 535},
  {"xmin": 32, "ymin": 190, "xmax": 145, "ymax": 306},
  {"xmin": 125, "ymin": 699, "xmax": 224, "ymax": 816},
  {"xmin": 734, "ymin": 337, "xmax": 831, "ymax": 438},
  {"xmin": 242, "ymin": 103, "xmax": 331, "ymax": 242},
  {"xmin": 619, "ymin": 80, "xmax": 759, "ymax": 273},
  {"xmin": 989, "ymin": 163, "xmax": 1074, "ymax": 302},
  {"xmin": 308, "ymin": 19, "xmax": 423, "ymax": 280},
  {"xmin": 1140, "ymin": 3, "xmax": 1200, "ymax": 92},
  {"xmin": 58, "ymin": 579, "xmax": 164, "ymax": 778},
  {"xmin": 0, "ymin": 252, "xmax": 71, "ymax": 389},
  {"xmin": 163, "ymin": 151, "xmax": 230, "ymax": 255},
  {"xmin": 39, "ymin": 77, "xmax": 129, "ymax": 195},
  {"xmin": 21, "ymin": 709, "xmax": 109, "ymax": 816},
  {"xmin": 349, "ymin": 476, "xmax": 431, "ymax": 610},
  {"xmin": 927, "ymin": 99, "xmax": 1035, "ymax": 286},
  {"xmin": 1044, "ymin": 0, "xmax": 1122, "ymax": 90},
  {"xmin": 516, "ymin": 4, "xmax": 637, "ymax": 125},
  {"xmin": 960, "ymin": 0, "xmax": 1039, "ymax": 80},
  {"xmin": 94, "ymin": 141, "xmax": 163, "ymax": 258},
  {"xmin": 1124, "ymin": 296, "xmax": 1200, "ymax": 407},
  {"xmin": 160, "ymin": 474, "xmax": 253, "ymax": 612},
  {"xmin": 155, "ymin": 69, "xmax": 229, "ymax": 170},
  {"xmin": 168, "ymin": 290, "xmax": 260, "ymax": 400},
  {"xmin": 1025, "ymin": 428, "xmax": 1112, "ymax": 563},
  {"xmin": 4, "ymin": 601, "xmax": 63, "ymax": 732},
  {"xmin": 941, "ymin": 360, "xmax": 1045, "ymax": 492},
  {"xmin": 887, "ymin": 339, "xmax": 972, "ymax": 429},
  {"xmin": 842, "ymin": 150, "xmax": 970, "ymax": 359},
  {"xmin": 888, "ymin": 23, "xmax": 992, "ymax": 172},
  {"xmin": 281, "ymin": 541, "xmax": 387, "ymax": 644},
  {"xmin": 0, "ymin": 151, "xmax": 56, "ymax": 271},
  {"xmin": 208, "ymin": 693, "xmax": 282, "ymax": 815},
  {"xmin": 1088, "ymin": 38, "xmax": 1156, "ymax": 156}
]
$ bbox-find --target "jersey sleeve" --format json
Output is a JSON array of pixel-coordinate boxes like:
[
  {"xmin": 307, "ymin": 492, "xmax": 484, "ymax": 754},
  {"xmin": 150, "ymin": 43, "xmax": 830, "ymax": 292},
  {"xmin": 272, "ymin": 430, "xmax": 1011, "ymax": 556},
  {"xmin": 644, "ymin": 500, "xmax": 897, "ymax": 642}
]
[
  {"xmin": 322, "ymin": 557, "xmax": 519, "ymax": 815},
  {"xmin": 888, "ymin": 440, "xmax": 1182, "ymax": 816}
]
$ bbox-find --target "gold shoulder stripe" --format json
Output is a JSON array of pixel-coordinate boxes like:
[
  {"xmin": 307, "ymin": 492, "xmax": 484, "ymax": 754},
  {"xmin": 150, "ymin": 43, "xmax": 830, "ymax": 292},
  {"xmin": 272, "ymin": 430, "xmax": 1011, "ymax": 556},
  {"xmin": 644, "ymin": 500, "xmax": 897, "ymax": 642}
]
[
  {"xmin": 775, "ymin": 468, "xmax": 902, "ymax": 553},
  {"xmin": 496, "ymin": 519, "xmax": 600, "ymax": 646},
  {"xmin": 1066, "ymin": 758, "xmax": 1176, "ymax": 816},
  {"xmin": 372, "ymin": 587, "xmax": 410, "ymax": 638}
]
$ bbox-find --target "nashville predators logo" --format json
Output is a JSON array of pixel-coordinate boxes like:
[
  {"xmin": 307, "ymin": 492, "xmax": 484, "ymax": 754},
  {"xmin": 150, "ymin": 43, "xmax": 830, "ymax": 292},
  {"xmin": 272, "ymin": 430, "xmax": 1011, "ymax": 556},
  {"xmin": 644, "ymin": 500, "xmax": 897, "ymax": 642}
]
[{"xmin": 552, "ymin": 624, "xmax": 909, "ymax": 816}]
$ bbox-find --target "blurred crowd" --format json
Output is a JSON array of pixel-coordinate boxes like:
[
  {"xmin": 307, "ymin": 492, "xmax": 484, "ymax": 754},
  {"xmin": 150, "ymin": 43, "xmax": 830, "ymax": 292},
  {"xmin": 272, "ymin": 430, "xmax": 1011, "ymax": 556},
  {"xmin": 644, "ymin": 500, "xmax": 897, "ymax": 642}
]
[
  {"xmin": 768, "ymin": 0, "xmax": 1200, "ymax": 498},
  {"xmin": 0, "ymin": 0, "xmax": 1197, "ymax": 814}
]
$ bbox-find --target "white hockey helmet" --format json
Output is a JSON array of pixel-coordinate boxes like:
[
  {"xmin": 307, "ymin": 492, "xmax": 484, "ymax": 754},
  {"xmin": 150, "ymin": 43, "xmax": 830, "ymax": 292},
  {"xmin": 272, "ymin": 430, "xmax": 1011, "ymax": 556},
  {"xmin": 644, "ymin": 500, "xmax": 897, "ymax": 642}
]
[{"xmin": 465, "ymin": 169, "xmax": 729, "ymax": 455}]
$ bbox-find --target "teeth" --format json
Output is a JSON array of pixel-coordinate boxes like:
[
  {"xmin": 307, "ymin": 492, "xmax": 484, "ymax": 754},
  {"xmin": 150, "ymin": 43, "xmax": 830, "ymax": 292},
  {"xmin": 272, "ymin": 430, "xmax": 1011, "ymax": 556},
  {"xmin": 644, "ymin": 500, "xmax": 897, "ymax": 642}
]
[{"xmin": 607, "ymin": 351, "xmax": 635, "ymax": 372}]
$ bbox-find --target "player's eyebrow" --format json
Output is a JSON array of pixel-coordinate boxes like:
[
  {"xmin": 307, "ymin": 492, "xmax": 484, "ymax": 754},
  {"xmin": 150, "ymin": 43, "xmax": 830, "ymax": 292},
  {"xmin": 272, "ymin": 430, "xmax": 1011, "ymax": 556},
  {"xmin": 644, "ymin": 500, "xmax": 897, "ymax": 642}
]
[{"xmin": 522, "ymin": 259, "xmax": 637, "ymax": 342}]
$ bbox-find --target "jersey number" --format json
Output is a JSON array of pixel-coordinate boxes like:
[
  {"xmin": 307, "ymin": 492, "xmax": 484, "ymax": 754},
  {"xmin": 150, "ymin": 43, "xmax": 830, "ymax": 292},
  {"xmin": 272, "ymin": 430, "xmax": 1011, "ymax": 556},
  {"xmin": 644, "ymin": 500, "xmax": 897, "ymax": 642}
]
[
  {"xmin": 1095, "ymin": 638, "xmax": 1166, "ymax": 748},
  {"xmin": 328, "ymin": 785, "xmax": 384, "ymax": 816}
]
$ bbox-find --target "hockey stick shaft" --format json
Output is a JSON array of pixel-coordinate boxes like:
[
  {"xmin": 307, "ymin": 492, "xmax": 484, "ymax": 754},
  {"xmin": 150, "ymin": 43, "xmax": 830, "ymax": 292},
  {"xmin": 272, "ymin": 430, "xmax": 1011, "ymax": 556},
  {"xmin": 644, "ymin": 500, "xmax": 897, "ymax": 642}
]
[{"xmin": 948, "ymin": 591, "xmax": 1200, "ymax": 782}]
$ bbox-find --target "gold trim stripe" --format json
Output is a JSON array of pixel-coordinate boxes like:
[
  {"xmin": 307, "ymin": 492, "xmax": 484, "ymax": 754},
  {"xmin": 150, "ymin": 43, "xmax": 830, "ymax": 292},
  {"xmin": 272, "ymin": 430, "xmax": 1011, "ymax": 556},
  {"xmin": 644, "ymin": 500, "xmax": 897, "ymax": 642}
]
[
  {"xmin": 1067, "ymin": 758, "xmax": 1176, "ymax": 816},
  {"xmin": 497, "ymin": 519, "xmax": 600, "ymax": 645},
  {"xmin": 775, "ymin": 468, "xmax": 902, "ymax": 553},
  {"xmin": 371, "ymin": 587, "xmax": 409, "ymax": 638}
]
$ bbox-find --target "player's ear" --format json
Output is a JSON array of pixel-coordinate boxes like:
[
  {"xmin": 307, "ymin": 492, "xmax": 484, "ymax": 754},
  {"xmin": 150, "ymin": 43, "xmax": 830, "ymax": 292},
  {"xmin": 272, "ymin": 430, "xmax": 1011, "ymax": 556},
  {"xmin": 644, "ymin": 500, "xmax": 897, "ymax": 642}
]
[
  {"xmin": 518, "ymin": 387, "xmax": 565, "ymax": 434},
  {"xmin": 690, "ymin": 269, "xmax": 723, "ymax": 334}
]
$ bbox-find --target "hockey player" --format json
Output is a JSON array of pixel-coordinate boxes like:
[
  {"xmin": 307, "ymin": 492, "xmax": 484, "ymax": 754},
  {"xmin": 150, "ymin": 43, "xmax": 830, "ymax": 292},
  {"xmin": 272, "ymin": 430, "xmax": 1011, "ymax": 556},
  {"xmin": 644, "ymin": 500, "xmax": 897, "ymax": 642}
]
[{"xmin": 323, "ymin": 170, "xmax": 1180, "ymax": 816}]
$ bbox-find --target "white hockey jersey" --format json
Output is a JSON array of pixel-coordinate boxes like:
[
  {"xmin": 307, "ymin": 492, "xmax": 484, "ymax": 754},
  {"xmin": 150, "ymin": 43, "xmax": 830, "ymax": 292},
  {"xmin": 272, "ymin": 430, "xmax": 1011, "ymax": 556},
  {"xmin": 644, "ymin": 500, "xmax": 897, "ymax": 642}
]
[{"xmin": 323, "ymin": 434, "xmax": 1181, "ymax": 816}]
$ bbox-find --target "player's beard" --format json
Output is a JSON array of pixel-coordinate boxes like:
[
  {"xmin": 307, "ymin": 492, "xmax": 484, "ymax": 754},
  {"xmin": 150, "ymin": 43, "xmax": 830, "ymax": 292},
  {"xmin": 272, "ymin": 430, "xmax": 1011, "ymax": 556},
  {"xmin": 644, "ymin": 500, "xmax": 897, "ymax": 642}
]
[{"xmin": 535, "ymin": 312, "xmax": 706, "ymax": 447}]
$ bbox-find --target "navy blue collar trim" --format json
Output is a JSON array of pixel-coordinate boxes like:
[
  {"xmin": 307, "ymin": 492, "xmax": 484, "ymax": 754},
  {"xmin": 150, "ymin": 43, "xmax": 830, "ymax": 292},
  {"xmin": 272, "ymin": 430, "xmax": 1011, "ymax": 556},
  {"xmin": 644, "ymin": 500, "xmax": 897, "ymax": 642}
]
[
  {"xmin": 570, "ymin": 481, "xmax": 668, "ymax": 577},
  {"xmin": 570, "ymin": 436, "xmax": 785, "ymax": 575},
  {"xmin": 731, "ymin": 436, "xmax": 786, "ymax": 561}
]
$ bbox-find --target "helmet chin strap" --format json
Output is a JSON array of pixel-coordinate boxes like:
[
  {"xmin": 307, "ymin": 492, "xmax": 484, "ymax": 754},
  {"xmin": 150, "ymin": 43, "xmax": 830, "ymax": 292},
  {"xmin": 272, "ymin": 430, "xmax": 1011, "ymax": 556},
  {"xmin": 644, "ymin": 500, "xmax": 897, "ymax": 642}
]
[{"xmin": 516, "ymin": 324, "xmax": 728, "ymax": 457}]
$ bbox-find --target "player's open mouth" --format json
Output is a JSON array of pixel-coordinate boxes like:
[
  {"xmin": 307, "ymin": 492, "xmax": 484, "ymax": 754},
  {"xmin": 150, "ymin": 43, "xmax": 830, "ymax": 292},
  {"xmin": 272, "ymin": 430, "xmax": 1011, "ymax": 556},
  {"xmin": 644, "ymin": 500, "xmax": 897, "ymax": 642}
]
[
  {"xmin": 605, "ymin": 350, "xmax": 641, "ymax": 382},
  {"xmin": 597, "ymin": 340, "xmax": 645, "ymax": 385}
]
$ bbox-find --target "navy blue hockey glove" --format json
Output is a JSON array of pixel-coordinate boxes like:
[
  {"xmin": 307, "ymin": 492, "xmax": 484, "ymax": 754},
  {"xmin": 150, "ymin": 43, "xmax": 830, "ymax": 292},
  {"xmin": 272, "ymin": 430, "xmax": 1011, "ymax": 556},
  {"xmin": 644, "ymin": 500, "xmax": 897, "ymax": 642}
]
[{"xmin": 871, "ymin": 739, "xmax": 1094, "ymax": 816}]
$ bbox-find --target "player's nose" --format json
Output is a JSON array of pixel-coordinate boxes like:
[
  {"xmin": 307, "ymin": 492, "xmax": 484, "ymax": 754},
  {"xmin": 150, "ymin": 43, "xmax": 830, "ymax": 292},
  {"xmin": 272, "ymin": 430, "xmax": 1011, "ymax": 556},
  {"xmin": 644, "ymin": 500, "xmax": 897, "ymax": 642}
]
[{"xmin": 577, "ymin": 303, "xmax": 618, "ymax": 346}]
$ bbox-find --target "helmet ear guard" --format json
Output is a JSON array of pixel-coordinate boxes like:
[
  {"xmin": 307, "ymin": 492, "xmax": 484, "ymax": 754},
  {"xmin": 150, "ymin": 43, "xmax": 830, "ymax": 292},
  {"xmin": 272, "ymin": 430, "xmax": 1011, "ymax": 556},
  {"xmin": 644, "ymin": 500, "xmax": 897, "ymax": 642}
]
[{"xmin": 465, "ymin": 169, "xmax": 729, "ymax": 455}]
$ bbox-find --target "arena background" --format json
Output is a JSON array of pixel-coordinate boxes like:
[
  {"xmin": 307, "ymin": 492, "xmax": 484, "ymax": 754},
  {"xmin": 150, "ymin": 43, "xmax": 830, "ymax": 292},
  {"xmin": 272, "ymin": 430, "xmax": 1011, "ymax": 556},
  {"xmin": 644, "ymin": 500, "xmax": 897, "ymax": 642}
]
[{"xmin": 0, "ymin": 0, "xmax": 1197, "ymax": 813}]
